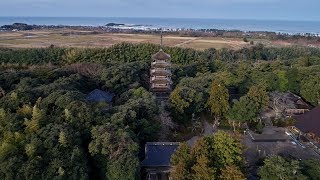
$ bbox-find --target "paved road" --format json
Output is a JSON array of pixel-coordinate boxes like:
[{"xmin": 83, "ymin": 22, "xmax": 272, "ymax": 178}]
[
  {"xmin": 187, "ymin": 121, "xmax": 216, "ymax": 146},
  {"xmin": 204, "ymin": 121, "xmax": 216, "ymax": 135}
]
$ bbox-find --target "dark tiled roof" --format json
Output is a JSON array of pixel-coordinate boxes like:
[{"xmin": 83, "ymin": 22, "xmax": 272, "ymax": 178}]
[
  {"xmin": 141, "ymin": 142, "xmax": 179, "ymax": 167},
  {"xmin": 295, "ymin": 106, "xmax": 320, "ymax": 137},
  {"xmin": 86, "ymin": 89, "xmax": 114, "ymax": 103},
  {"xmin": 152, "ymin": 49, "xmax": 171, "ymax": 60}
]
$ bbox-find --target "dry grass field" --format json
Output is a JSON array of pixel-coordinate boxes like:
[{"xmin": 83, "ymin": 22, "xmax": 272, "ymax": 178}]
[{"xmin": 0, "ymin": 29, "xmax": 294, "ymax": 50}]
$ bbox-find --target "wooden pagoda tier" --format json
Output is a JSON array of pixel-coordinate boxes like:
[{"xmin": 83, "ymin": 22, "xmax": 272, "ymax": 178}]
[
  {"xmin": 150, "ymin": 76, "xmax": 173, "ymax": 84},
  {"xmin": 151, "ymin": 60, "xmax": 171, "ymax": 68},
  {"xmin": 150, "ymin": 69, "xmax": 172, "ymax": 76},
  {"xmin": 150, "ymin": 49, "xmax": 172, "ymax": 94},
  {"xmin": 150, "ymin": 84, "xmax": 172, "ymax": 92}
]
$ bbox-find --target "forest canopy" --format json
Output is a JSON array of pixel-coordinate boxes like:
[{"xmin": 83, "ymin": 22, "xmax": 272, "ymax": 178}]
[{"xmin": 0, "ymin": 42, "xmax": 320, "ymax": 179}]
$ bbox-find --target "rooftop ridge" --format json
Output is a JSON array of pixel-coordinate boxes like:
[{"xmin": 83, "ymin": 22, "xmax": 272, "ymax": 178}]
[{"xmin": 146, "ymin": 142, "xmax": 180, "ymax": 145}]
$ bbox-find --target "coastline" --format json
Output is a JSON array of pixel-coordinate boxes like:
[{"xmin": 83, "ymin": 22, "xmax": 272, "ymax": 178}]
[
  {"xmin": 1, "ymin": 22, "xmax": 320, "ymax": 39},
  {"xmin": 1, "ymin": 17, "xmax": 320, "ymax": 35}
]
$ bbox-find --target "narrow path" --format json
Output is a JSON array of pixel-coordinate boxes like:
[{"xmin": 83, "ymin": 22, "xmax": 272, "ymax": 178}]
[
  {"xmin": 158, "ymin": 100, "xmax": 176, "ymax": 141},
  {"xmin": 174, "ymin": 37, "xmax": 202, "ymax": 47},
  {"xmin": 187, "ymin": 120, "xmax": 216, "ymax": 146},
  {"xmin": 203, "ymin": 121, "xmax": 216, "ymax": 135}
]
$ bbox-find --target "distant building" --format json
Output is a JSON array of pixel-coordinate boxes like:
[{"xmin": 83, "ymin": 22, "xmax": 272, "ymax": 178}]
[
  {"xmin": 86, "ymin": 89, "xmax": 114, "ymax": 103},
  {"xmin": 141, "ymin": 142, "xmax": 179, "ymax": 180}
]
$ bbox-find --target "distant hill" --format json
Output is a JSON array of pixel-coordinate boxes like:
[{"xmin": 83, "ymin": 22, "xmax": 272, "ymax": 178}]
[
  {"xmin": 106, "ymin": 23, "xmax": 125, "ymax": 26},
  {"xmin": 1, "ymin": 23, "xmax": 33, "ymax": 30}
]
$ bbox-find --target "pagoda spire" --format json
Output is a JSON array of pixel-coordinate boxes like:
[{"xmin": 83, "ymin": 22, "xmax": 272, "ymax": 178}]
[{"xmin": 160, "ymin": 29, "xmax": 163, "ymax": 48}]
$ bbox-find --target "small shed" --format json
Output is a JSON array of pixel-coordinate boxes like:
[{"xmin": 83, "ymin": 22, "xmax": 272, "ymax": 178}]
[
  {"xmin": 86, "ymin": 89, "xmax": 114, "ymax": 103},
  {"xmin": 141, "ymin": 142, "xmax": 179, "ymax": 180}
]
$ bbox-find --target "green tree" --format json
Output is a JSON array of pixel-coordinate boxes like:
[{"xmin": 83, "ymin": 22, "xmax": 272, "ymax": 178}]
[
  {"xmin": 300, "ymin": 74, "xmax": 320, "ymax": 106},
  {"xmin": 191, "ymin": 155, "xmax": 216, "ymax": 180},
  {"xmin": 227, "ymin": 85, "xmax": 269, "ymax": 127},
  {"xmin": 171, "ymin": 142, "xmax": 192, "ymax": 180},
  {"xmin": 276, "ymin": 70, "xmax": 289, "ymax": 92},
  {"xmin": 171, "ymin": 161, "xmax": 190, "ymax": 180},
  {"xmin": 169, "ymin": 87, "xmax": 193, "ymax": 114},
  {"xmin": 58, "ymin": 131, "xmax": 68, "ymax": 147},
  {"xmin": 24, "ymin": 105, "xmax": 45, "ymax": 133},
  {"xmin": 211, "ymin": 131, "xmax": 243, "ymax": 170},
  {"xmin": 286, "ymin": 68, "xmax": 300, "ymax": 93},
  {"xmin": 301, "ymin": 159, "xmax": 320, "ymax": 180},
  {"xmin": 226, "ymin": 96, "xmax": 257, "ymax": 130},
  {"xmin": 247, "ymin": 85, "xmax": 269, "ymax": 111},
  {"xmin": 63, "ymin": 48, "xmax": 79, "ymax": 64},
  {"xmin": 219, "ymin": 165, "xmax": 246, "ymax": 180},
  {"xmin": 258, "ymin": 156, "xmax": 306, "ymax": 180},
  {"xmin": 171, "ymin": 132, "xmax": 245, "ymax": 179},
  {"xmin": 207, "ymin": 80, "xmax": 229, "ymax": 120},
  {"xmin": 89, "ymin": 123, "xmax": 139, "ymax": 179}
]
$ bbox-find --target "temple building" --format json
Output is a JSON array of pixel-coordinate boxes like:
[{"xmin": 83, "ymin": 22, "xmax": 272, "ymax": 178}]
[
  {"xmin": 141, "ymin": 142, "xmax": 179, "ymax": 180},
  {"xmin": 289, "ymin": 106, "xmax": 320, "ymax": 146},
  {"xmin": 150, "ymin": 44, "xmax": 172, "ymax": 97}
]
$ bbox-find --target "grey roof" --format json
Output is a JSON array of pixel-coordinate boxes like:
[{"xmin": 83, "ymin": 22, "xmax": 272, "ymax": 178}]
[
  {"xmin": 152, "ymin": 49, "xmax": 171, "ymax": 60},
  {"xmin": 141, "ymin": 142, "xmax": 179, "ymax": 167},
  {"xmin": 86, "ymin": 89, "xmax": 114, "ymax": 103},
  {"xmin": 294, "ymin": 106, "xmax": 320, "ymax": 137}
]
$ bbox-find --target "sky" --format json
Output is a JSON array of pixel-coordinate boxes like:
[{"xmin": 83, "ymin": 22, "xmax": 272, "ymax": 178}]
[{"xmin": 0, "ymin": 0, "xmax": 319, "ymax": 21}]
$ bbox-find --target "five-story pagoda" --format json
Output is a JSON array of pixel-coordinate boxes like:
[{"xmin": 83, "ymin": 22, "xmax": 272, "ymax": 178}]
[{"xmin": 150, "ymin": 36, "xmax": 172, "ymax": 96}]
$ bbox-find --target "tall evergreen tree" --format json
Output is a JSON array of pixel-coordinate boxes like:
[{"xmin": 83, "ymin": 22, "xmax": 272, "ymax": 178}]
[
  {"xmin": 219, "ymin": 165, "xmax": 246, "ymax": 180},
  {"xmin": 191, "ymin": 155, "xmax": 216, "ymax": 180},
  {"xmin": 207, "ymin": 80, "xmax": 229, "ymax": 120}
]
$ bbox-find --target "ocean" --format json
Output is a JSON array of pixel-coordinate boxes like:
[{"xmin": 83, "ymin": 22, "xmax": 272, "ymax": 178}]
[{"xmin": 1, "ymin": 17, "xmax": 320, "ymax": 34}]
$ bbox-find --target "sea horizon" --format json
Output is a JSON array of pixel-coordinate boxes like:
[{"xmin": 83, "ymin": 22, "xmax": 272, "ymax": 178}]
[{"xmin": 1, "ymin": 16, "xmax": 320, "ymax": 34}]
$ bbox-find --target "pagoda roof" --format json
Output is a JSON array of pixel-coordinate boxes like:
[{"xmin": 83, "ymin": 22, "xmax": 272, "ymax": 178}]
[{"xmin": 152, "ymin": 49, "xmax": 171, "ymax": 60}]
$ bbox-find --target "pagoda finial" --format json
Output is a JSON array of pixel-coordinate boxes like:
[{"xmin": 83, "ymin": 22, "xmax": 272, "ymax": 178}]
[{"xmin": 160, "ymin": 29, "xmax": 163, "ymax": 49}]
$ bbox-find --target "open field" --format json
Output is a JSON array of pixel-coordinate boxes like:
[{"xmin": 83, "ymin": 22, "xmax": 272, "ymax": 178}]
[{"xmin": 0, "ymin": 29, "xmax": 298, "ymax": 50}]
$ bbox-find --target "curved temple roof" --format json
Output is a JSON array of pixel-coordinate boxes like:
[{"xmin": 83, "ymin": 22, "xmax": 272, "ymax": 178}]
[
  {"xmin": 141, "ymin": 142, "xmax": 179, "ymax": 167},
  {"xmin": 152, "ymin": 49, "xmax": 171, "ymax": 60},
  {"xmin": 86, "ymin": 89, "xmax": 114, "ymax": 103}
]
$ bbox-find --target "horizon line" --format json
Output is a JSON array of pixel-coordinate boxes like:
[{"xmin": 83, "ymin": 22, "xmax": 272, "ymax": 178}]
[{"xmin": 1, "ymin": 16, "xmax": 319, "ymax": 23}]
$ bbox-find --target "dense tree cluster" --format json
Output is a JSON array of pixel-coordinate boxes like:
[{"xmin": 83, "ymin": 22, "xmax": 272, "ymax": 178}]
[
  {"xmin": 1, "ymin": 42, "xmax": 320, "ymax": 179},
  {"xmin": 226, "ymin": 85, "xmax": 269, "ymax": 130},
  {"xmin": 170, "ymin": 131, "xmax": 245, "ymax": 179},
  {"xmin": 0, "ymin": 66, "xmax": 159, "ymax": 179},
  {"xmin": 258, "ymin": 155, "xmax": 320, "ymax": 180},
  {"xmin": 1, "ymin": 43, "xmax": 320, "ymax": 65},
  {"xmin": 169, "ymin": 51, "xmax": 320, "ymax": 123}
]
